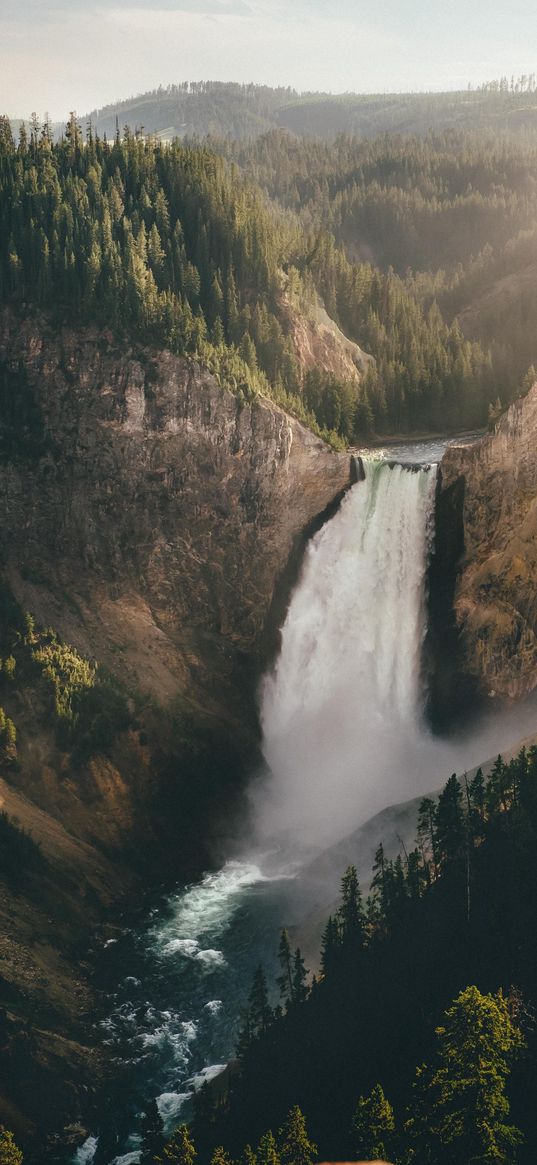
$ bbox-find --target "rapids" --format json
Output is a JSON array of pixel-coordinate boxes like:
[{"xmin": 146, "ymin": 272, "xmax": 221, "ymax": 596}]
[{"xmin": 75, "ymin": 436, "xmax": 537, "ymax": 1164}]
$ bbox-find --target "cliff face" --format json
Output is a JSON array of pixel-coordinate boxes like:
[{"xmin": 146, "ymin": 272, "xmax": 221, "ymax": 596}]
[
  {"xmin": 0, "ymin": 309, "xmax": 352, "ymax": 837},
  {"xmin": 0, "ymin": 310, "xmax": 352, "ymax": 1149},
  {"xmin": 438, "ymin": 384, "xmax": 537, "ymax": 701}
]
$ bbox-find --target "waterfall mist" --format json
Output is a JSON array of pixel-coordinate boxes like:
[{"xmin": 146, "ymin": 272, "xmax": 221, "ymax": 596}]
[{"xmin": 254, "ymin": 458, "xmax": 537, "ymax": 856}]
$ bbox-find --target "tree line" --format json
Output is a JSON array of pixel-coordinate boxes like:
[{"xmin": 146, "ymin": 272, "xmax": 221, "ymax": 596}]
[
  {"xmin": 185, "ymin": 746, "xmax": 537, "ymax": 1165},
  {"xmin": 0, "ymin": 116, "xmax": 508, "ymax": 440}
]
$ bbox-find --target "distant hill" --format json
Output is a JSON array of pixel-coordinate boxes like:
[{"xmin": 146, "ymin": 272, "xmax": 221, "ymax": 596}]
[{"xmin": 84, "ymin": 80, "xmax": 537, "ymax": 142}]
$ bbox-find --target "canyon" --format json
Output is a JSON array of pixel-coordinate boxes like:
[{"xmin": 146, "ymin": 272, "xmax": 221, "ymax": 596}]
[{"xmin": 1, "ymin": 310, "xmax": 537, "ymax": 1157}]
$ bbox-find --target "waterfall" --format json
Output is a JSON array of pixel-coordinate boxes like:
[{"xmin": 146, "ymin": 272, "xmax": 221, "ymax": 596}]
[{"xmin": 257, "ymin": 458, "xmax": 439, "ymax": 851}]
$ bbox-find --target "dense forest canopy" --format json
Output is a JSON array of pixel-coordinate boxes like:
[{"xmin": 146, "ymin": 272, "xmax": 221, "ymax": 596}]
[
  {"xmin": 186, "ymin": 746, "xmax": 537, "ymax": 1165},
  {"xmin": 0, "ymin": 113, "xmax": 522, "ymax": 440}
]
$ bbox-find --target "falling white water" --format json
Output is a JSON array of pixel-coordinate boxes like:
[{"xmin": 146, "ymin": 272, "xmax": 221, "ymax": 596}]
[{"xmin": 257, "ymin": 458, "xmax": 440, "ymax": 850}]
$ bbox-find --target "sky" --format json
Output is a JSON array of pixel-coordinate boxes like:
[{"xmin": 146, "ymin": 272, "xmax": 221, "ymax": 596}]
[{"xmin": 1, "ymin": 0, "xmax": 537, "ymax": 121}]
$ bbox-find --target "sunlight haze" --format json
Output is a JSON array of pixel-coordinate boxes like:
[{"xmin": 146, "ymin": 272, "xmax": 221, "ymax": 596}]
[{"xmin": 2, "ymin": 0, "xmax": 537, "ymax": 120}]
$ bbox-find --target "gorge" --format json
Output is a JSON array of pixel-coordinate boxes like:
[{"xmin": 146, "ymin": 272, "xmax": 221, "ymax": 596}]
[
  {"xmin": 1, "ymin": 317, "xmax": 537, "ymax": 1163},
  {"xmin": 74, "ymin": 437, "xmax": 537, "ymax": 1165}
]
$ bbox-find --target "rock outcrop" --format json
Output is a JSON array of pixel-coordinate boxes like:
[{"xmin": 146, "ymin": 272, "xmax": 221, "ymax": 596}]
[
  {"xmin": 0, "ymin": 309, "xmax": 353, "ymax": 860},
  {"xmin": 0, "ymin": 310, "xmax": 351, "ymax": 714},
  {"xmin": 0, "ymin": 309, "xmax": 352, "ymax": 1148},
  {"xmin": 438, "ymin": 384, "xmax": 537, "ymax": 701}
]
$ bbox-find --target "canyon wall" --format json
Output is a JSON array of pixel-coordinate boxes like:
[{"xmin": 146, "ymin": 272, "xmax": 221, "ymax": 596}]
[
  {"xmin": 0, "ymin": 310, "xmax": 351, "ymax": 1149},
  {"xmin": 0, "ymin": 308, "xmax": 353, "ymax": 852},
  {"xmin": 438, "ymin": 383, "xmax": 537, "ymax": 702}
]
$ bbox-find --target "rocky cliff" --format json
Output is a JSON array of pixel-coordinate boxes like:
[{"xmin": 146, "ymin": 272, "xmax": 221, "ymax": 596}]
[
  {"xmin": 0, "ymin": 309, "xmax": 352, "ymax": 1150},
  {"xmin": 438, "ymin": 384, "xmax": 537, "ymax": 702}
]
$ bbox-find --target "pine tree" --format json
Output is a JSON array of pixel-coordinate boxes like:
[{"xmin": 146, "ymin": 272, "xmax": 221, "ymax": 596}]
[
  {"xmin": 0, "ymin": 1128, "xmax": 23, "ymax": 1165},
  {"xmin": 249, "ymin": 965, "xmax": 273, "ymax": 1036},
  {"xmin": 435, "ymin": 775, "xmax": 464, "ymax": 869},
  {"xmin": 337, "ymin": 864, "xmax": 366, "ymax": 953},
  {"xmin": 277, "ymin": 929, "xmax": 293, "ymax": 1003},
  {"xmin": 417, "ymin": 796, "xmax": 438, "ymax": 880},
  {"xmin": 210, "ymin": 1148, "xmax": 232, "ymax": 1165},
  {"xmin": 257, "ymin": 1131, "xmax": 280, "ymax": 1165},
  {"xmin": 350, "ymin": 1084, "xmax": 395, "ymax": 1162},
  {"xmin": 291, "ymin": 949, "xmax": 308, "ymax": 1005},
  {"xmin": 158, "ymin": 1125, "xmax": 197, "ymax": 1165},
  {"xmin": 278, "ymin": 1107, "xmax": 317, "ymax": 1165},
  {"xmin": 320, "ymin": 914, "xmax": 340, "ymax": 979},
  {"xmin": 405, "ymin": 986, "xmax": 525, "ymax": 1164}
]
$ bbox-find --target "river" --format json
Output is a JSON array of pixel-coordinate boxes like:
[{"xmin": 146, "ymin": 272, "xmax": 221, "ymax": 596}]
[{"xmin": 75, "ymin": 433, "xmax": 537, "ymax": 1164}]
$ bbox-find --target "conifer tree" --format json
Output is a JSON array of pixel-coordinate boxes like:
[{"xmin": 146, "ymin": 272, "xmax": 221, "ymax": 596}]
[
  {"xmin": 257, "ymin": 1130, "xmax": 280, "ymax": 1165},
  {"xmin": 337, "ymin": 865, "xmax": 366, "ymax": 952},
  {"xmin": 210, "ymin": 1148, "xmax": 233, "ymax": 1165},
  {"xmin": 350, "ymin": 1084, "xmax": 395, "ymax": 1163},
  {"xmin": 249, "ymin": 965, "xmax": 273, "ymax": 1036},
  {"xmin": 434, "ymin": 775, "xmax": 464, "ymax": 869},
  {"xmin": 278, "ymin": 1107, "xmax": 317, "ymax": 1165},
  {"xmin": 405, "ymin": 986, "xmax": 525, "ymax": 1164},
  {"xmin": 0, "ymin": 1128, "xmax": 23, "ymax": 1165},
  {"xmin": 277, "ymin": 929, "xmax": 293, "ymax": 1003},
  {"xmin": 320, "ymin": 914, "xmax": 340, "ymax": 979},
  {"xmin": 158, "ymin": 1124, "xmax": 197, "ymax": 1165},
  {"xmin": 291, "ymin": 949, "xmax": 308, "ymax": 1005}
]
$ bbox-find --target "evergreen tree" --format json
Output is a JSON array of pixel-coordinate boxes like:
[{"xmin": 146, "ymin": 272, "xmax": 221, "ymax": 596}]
[
  {"xmin": 0, "ymin": 1128, "xmax": 23, "ymax": 1165},
  {"xmin": 337, "ymin": 865, "xmax": 366, "ymax": 952},
  {"xmin": 249, "ymin": 966, "xmax": 273, "ymax": 1036},
  {"xmin": 320, "ymin": 914, "xmax": 340, "ymax": 979},
  {"xmin": 210, "ymin": 1148, "xmax": 233, "ymax": 1165},
  {"xmin": 291, "ymin": 949, "xmax": 308, "ymax": 1005},
  {"xmin": 277, "ymin": 929, "xmax": 293, "ymax": 1003},
  {"xmin": 435, "ymin": 775, "xmax": 465, "ymax": 869},
  {"xmin": 350, "ymin": 1084, "xmax": 395, "ymax": 1163},
  {"xmin": 405, "ymin": 986, "xmax": 525, "ymax": 1164},
  {"xmin": 278, "ymin": 1107, "xmax": 317, "ymax": 1165},
  {"xmin": 257, "ymin": 1131, "xmax": 280, "ymax": 1165},
  {"xmin": 158, "ymin": 1125, "xmax": 197, "ymax": 1165}
]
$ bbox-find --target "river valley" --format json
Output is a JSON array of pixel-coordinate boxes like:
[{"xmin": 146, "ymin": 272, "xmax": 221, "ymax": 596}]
[{"xmin": 75, "ymin": 436, "xmax": 537, "ymax": 1165}]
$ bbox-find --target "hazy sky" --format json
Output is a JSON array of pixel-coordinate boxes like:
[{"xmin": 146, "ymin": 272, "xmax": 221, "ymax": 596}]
[{"xmin": 2, "ymin": 0, "xmax": 537, "ymax": 120}]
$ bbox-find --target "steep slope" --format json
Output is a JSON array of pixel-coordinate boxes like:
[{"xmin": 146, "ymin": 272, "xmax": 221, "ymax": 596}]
[
  {"xmin": 0, "ymin": 309, "xmax": 352, "ymax": 1150},
  {"xmin": 438, "ymin": 383, "xmax": 537, "ymax": 700}
]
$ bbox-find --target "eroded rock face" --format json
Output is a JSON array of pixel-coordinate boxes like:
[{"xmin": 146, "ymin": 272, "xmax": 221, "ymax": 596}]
[
  {"xmin": 439, "ymin": 384, "xmax": 537, "ymax": 700},
  {"xmin": 0, "ymin": 312, "xmax": 352, "ymax": 1143},
  {"xmin": 0, "ymin": 308, "xmax": 351, "ymax": 734}
]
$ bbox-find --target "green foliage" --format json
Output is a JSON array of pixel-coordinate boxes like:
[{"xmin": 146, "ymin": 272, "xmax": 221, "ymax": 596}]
[
  {"xmin": 278, "ymin": 1107, "xmax": 317, "ymax": 1165},
  {"xmin": 351, "ymin": 1084, "xmax": 396, "ymax": 1163},
  {"xmin": 405, "ymin": 987, "xmax": 525, "ymax": 1164},
  {"xmin": 204, "ymin": 744, "xmax": 537, "ymax": 1164},
  {"xmin": 159, "ymin": 1124, "xmax": 197, "ymax": 1165},
  {"xmin": 28, "ymin": 626, "xmax": 130, "ymax": 756},
  {"xmin": 2, "ymin": 655, "xmax": 16, "ymax": 679},
  {"xmin": 256, "ymin": 1132, "xmax": 279, "ymax": 1165},
  {"xmin": 210, "ymin": 1149, "xmax": 233, "ymax": 1165},
  {"xmin": 0, "ymin": 706, "xmax": 17, "ymax": 758},
  {"xmin": 32, "ymin": 635, "xmax": 96, "ymax": 721},
  {"xmin": 0, "ymin": 1127, "xmax": 23, "ymax": 1165},
  {"xmin": 1, "ymin": 116, "xmax": 523, "ymax": 442}
]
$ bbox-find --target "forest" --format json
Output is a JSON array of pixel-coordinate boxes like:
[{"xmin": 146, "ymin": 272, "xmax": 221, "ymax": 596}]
[
  {"xmin": 1, "ymin": 112, "xmax": 528, "ymax": 443},
  {"xmin": 3, "ymin": 744, "xmax": 536, "ymax": 1164},
  {"xmin": 162, "ymin": 746, "xmax": 536, "ymax": 1165}
]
